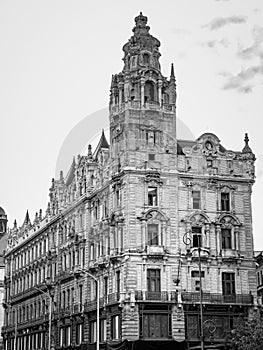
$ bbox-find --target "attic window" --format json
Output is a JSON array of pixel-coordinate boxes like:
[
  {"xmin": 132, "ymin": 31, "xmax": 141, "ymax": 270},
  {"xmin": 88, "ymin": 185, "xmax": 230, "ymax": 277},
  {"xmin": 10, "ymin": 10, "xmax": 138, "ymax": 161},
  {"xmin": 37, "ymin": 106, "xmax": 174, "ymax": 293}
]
[
  {"xmin": 149, "ymin": 154, "xmax": 155, "ymax": 161},
  {"xmin": 143, "ymin": 53, "xmax": 150, "ymax": 65},
  {"xmin": 207, "ymin": 159, "xmax": 213, "ymax": 168}
]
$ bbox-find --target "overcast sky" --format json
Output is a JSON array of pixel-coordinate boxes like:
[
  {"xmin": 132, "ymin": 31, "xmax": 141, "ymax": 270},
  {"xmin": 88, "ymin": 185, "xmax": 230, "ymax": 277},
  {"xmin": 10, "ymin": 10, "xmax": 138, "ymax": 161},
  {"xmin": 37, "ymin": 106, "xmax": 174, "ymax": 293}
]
[{"xmin": 0, "ymin": 0, "xmax": 262, "ymax": 248}]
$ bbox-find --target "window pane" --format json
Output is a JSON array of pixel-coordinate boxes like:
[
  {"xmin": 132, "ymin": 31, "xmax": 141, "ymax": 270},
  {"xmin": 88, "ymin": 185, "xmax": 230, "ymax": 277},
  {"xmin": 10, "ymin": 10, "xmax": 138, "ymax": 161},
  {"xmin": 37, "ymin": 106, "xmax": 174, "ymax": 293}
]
[
  {"xmin": 147, "ymin": 224, "xmax": 158, "ymax": 245},
  {"xmin": 192, "ymin": 191, "xmax": 200, "ymax": 209},
  {"xmin": 148, "ymin": 187, "xmax": 157, "ymax": 206},
  {"xmin": 222, "ymin": 229, "xmax": 232, "ymax": 249}
]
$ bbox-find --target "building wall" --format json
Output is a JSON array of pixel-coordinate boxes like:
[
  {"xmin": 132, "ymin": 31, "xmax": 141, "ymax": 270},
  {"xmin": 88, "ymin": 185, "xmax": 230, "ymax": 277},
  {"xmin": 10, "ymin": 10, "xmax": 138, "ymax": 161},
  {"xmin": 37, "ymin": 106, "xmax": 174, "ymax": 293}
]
[{"xmin": 2, "ymin": 13, "xmax": 257, "ymax": 350}]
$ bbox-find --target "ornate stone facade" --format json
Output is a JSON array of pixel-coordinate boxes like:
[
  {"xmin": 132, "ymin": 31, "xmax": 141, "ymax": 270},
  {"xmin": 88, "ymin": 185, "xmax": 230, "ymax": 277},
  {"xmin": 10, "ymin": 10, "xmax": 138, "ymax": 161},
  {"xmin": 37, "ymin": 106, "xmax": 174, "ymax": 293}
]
[{"xmin": 2, "ymin": 13, "xmax": 257, "ymax": 350}]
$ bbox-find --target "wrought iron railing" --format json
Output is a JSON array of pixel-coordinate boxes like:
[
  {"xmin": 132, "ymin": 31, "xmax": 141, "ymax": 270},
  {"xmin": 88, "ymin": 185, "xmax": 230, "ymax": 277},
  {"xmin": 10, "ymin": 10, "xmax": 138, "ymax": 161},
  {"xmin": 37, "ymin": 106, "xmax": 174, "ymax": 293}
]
[
  {"xmin": 181, "ymin": 292, "xmax": 253, "ymax": 304},
  {"xmin": 135, "ymin": 290, "xmax": 177, "ymax": 302}
]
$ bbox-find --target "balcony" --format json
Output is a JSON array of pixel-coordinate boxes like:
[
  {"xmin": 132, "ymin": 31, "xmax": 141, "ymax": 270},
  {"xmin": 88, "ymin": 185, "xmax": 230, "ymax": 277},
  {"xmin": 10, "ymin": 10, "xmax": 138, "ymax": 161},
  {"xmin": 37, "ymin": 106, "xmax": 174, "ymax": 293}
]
[
  {"xmin": 135, "ymin": 290, "xmax": 177, "ymax": 302},
  {"xmin": 110, "ymin": 101, "xmax": 174, "ymax": 115},
  {"xmin": 181, "ymin": 292, "xmax": 253, "ymax": 305}
]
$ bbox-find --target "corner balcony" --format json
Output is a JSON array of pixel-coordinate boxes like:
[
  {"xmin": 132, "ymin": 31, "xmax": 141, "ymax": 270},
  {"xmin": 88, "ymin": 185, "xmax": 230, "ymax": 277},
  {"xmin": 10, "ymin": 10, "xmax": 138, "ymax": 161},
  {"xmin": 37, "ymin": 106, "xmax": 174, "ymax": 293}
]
[
  {"xmin": 135, "ymin": 290, "xmax": 177, "ymax": 303},
  {"xmin": 181, "ymin": 292, "xmax": 253, "ymax": 305}
]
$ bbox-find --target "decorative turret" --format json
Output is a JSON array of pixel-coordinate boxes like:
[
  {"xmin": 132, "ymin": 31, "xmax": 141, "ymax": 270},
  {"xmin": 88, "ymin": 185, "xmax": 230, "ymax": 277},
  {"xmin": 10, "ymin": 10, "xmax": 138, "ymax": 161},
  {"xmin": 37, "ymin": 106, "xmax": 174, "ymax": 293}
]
[
  {"xmin": 242, "ymin": 133, "xmax": 253, "ymax": 154},
  {"xmin": 0, "ymin": 207, "xmax": 7, "ymax": 235},
  {"xmin": 109, "ymin": 13, "xmax": 177, "ymax": 171},
  {"xmin": 122, "ymin": 12, "xmax": 161, "ymax": 73}
]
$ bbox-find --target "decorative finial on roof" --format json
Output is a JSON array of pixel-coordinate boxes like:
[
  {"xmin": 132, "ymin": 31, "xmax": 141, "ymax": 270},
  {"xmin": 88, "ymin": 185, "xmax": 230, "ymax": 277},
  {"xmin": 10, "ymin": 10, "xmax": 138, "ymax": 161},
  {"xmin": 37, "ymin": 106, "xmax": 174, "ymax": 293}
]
[
  {"xmin": 60, "ymin": 170, "xmax": 64, "ymax": 181},
  {"xmin": 88, "ymin": 144, "xmax": 93, "ymax": 159},
  {"xmin": 23, "ymin": 210, "xmax": 31, "ymax": 226},
  {"xmin": 39, "ymin": 209, "xmax": 42, "ymax": 220},
  {"xmin": 133, "ymin": 12, "xmax": 150, "ymax": 35},
  {"xmin": 242, "ymin": 133, "xmax": 252, "ymax": 153},
  {"xmin": 170, "ymin": 63, "xmax": 176, "ymax": 83},
  {"xmin": 14, "ymin": 220, "xmax": 17, "ymax": 229}
]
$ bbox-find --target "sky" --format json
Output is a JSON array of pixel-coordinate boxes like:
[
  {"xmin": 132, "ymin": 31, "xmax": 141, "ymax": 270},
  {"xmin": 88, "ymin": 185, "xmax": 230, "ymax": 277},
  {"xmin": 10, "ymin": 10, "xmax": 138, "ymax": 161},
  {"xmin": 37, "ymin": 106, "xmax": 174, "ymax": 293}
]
[{"xmin": 0, "ymin": 0, "xmax": 262, "ymax": 248}]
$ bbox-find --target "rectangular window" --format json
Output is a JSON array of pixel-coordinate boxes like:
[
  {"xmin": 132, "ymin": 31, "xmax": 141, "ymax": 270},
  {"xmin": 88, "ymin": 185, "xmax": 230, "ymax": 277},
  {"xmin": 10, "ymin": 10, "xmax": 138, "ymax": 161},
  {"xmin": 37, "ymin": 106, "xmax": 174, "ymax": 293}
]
[
  {"xmin": 148, "ymin": 153, "xmax": 155, "ymax": 161},
  {"xmin": 100, "ymin": 319, "xmax": 107, "ymax": 342},
  {"xmin": 192, "ymin": 191, "xmax": 201, "ymax": 209},
  {"xmin": 222, "ymin": 229, "xmax": 232, "ymax": 249},
  {"xmin": 221, "ymin": 193, "xmax": 230, "ymax": 211},
  {"xmin": 90, "ymin": 321, "xmax": 97, "ymax": 343},
  {"xmin": 104, "ymin": 277, "xmax": 108, "ymax": 296},
  {"xmin": 191, "ymin": 271, "xmax": 205, "ymax": 278},
  {"xmin": 90, "ymin": 244, "xmax": 94, "ymax": 261},
  {"xmin": 148, "ymin": 187, "xmax": 157, "ymax": 206},
  {"xmin": 116, "ymin": 190, "xmax": 120, "ymax": 207},
  {"xmin": 76, "ymin": 324, "xmax": 83, "ymax": 345},
  {"xmin": 192, "ymin": 227, "xmax": 202, "ymax": 248},
  {"xmin": 147, "ymin": 224, "xmax": 159, "ymax": 245},
  {"xmin": 147, "ymin": 269, "xmax": 161, "ymax": 292},
  {"xmin": 116, "ymin": 271, "xmax": 120, "ymax": 295},
  {"xmin": 207, "ymin": 159, "xmax": 213, "ymax": 168},
  {"xmin": 222, "ymin": 272, "xmax": 235, "ymax": 295},
  {"xmin": 111, "ymin": 315, "xmax": 120, "ymax": 340},
  {"xmin": 140, "ymin": 312, "xmax": 171, "ymax": 339}
]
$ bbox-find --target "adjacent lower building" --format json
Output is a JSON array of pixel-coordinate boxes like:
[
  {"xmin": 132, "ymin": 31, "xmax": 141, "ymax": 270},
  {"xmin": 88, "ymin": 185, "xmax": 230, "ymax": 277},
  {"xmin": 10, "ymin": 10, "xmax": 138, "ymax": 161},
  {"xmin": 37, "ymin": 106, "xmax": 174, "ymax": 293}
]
[
  {"xmin": 0, "ymin": 207, "xmax": 8, "ymax": 350},
  {"xmin": 2, "ymin": 13, "xmax": 258, "ymax": 350}
]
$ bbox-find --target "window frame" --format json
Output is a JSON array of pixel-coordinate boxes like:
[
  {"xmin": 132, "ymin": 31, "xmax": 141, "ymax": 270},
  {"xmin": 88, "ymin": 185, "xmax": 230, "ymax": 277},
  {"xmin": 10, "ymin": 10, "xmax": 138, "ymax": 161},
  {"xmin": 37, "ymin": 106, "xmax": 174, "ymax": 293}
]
[
  {"xmin": 221, "ymin": 192, "xmax": 230, "ymax": 211},
  {"xmin": 147, "ymin": 223, "xmax": 159, "ymax": 246},
  {"xmin": 221, "ymin": 228, "xmax": 232, "ymax": 249},
  {"xmin": 148, "ymin": 186, "xmax": 158, "ymax": 206}
]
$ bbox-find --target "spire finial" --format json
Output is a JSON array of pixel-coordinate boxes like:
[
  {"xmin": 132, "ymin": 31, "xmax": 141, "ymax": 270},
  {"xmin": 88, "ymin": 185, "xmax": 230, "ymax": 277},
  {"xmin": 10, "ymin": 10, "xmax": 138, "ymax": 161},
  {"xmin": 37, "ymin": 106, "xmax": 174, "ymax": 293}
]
[
  {"xmin": 242, "ymin": 133, "xmax": 252, "ymax": 153},
  {"xmin": 88, "ymin": 144, "xmax": 93, "ymax": 159}
]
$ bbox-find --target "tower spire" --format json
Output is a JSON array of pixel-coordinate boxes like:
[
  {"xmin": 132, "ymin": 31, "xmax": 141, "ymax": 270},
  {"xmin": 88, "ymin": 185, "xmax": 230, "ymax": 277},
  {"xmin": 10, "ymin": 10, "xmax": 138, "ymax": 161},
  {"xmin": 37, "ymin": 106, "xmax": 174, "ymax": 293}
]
[{"xmin": 170, "ymin": 63, "xmax": 176, "ymax": 83}]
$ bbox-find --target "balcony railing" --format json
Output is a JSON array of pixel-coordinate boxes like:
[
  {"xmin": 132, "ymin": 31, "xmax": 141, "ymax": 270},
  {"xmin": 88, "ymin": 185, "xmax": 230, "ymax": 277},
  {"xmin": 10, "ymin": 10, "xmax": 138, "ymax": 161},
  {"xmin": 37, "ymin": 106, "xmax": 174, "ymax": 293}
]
[
  {"xmin": 181, "ymin": 292, "xmax": 253, "ymax": 305},
  {"xmin": 135, "ymin": 290, "xmax": 177, "ymax": 302}
]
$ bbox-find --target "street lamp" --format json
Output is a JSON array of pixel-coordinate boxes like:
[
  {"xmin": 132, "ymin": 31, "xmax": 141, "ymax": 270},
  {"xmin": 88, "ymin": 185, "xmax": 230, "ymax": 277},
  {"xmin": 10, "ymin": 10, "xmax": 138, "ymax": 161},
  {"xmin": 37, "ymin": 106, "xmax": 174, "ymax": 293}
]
[
  {"xmin": 76, "ymin": 267, "xmax": 100, "ymax": 350},
  {"xmin": 33, "ymin": 278, "xmax": 54, "ymax": 350},
  {"xmin": 183, "ymin": 230, "xmax": 205, "ymax": 350}
]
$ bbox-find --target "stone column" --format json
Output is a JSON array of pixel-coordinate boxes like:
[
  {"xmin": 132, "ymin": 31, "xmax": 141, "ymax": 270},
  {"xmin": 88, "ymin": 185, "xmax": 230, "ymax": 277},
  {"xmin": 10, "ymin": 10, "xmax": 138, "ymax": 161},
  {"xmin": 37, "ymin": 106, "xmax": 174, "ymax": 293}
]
[
  {"xmin": 158, "ymin": 79, "xmax": 162, "ymax": 105},
  {"xmin": 234, "ymin": 226, "xmax": 239, "ymax": 251},
  {"xmin": 216, "ymin": 225, "xmax": 221, "ymax": 256},
  {"xmin": 118, "ymin": 83, "xmax": 124, "ymax": 107},
  {"xmin": 205, "ymin": 224, "xmax": 210, "ymax": 248}
]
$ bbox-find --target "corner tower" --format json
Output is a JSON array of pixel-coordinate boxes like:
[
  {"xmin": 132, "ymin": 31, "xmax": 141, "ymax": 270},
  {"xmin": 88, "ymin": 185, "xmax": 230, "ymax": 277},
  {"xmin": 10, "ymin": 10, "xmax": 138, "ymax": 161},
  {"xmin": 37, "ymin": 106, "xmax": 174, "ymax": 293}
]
[{"xmin": 109, "ymin": 13, "xmax": 177, "ymax": 173}]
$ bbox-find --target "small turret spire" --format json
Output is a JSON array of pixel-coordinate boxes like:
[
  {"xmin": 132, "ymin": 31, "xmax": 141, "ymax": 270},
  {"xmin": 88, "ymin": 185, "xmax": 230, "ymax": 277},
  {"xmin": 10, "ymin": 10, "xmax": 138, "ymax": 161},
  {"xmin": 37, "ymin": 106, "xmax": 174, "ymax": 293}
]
[{"xmin": 242, "ymin": 133, "xmax": 252, "ymax": 153}]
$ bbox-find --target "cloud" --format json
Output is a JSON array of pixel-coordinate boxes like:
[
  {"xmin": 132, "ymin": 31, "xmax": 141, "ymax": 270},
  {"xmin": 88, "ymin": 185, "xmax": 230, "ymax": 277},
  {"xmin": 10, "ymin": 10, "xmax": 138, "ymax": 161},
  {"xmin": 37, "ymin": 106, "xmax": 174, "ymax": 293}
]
[
  {"xmin": 220, "ymin": 65, "xmax": 263, "ymax": 93},
  {"xmin": 238, "ymin": 26, "xmax": 263, "ymax": 60},
  {"xmin": 207, "ymin": 16, "xmax": 247, "ymax": 30},
  {"xmin": 204, "ymin": 38, "xmax": 230, "ymax": 49},
  {"xmin": 171, "ymin": 28, "xmax": 190, "ymax": 35}
]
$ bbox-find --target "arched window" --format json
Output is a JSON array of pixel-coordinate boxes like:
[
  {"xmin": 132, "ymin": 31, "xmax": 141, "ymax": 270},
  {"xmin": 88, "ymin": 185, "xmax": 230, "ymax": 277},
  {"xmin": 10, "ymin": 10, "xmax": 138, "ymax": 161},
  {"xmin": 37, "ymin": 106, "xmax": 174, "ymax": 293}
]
[
  {"xmin": 143, "ymin": 53, "xmax": 150, "ymax": 65},
  {"xmin": 144, "ymin": 81, "xmax": 156, "ymax": 102}
]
